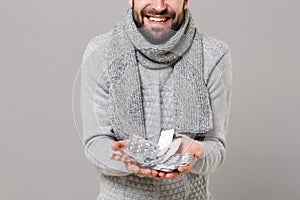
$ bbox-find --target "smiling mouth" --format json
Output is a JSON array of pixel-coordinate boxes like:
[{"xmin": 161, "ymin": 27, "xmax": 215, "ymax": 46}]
[{"xmin": 146, "ymin": 16, "xmax": 170, "ymax": 23}]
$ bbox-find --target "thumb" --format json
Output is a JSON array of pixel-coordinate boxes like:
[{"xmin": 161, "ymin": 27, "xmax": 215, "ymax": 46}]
[
  {"xmin": 111, "ymin": 140, "xmax": 129, "ymax": 151},
  {"xmin": 194, "ymin": 150, "xmax": 201, "ymax": 158}
]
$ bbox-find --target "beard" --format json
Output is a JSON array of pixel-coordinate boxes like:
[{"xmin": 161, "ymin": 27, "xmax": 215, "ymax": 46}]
[{"xmin": 132, "ymin": 2, "xmax": 185, "ymax": 44}]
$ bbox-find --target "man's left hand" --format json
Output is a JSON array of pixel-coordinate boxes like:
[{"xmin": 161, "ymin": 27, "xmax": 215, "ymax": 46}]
[{"xmin": 158, "ymin": 137, "xmax": 202, "ymax": 180}]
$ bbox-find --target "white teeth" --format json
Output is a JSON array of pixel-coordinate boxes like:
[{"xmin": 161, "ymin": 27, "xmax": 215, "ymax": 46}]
[{"xmin": 149, "ymin": 17, "xmax": 167, "ymax": 22}]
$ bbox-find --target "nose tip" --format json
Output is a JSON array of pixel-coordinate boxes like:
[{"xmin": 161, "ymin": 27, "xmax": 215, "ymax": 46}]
[{"xmin": 151, "ymin": 0, "xmax": 167, "ymax": 13}]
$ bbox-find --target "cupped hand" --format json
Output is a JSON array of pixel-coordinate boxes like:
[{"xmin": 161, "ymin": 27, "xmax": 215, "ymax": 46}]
[
  {"xmin": 111, "ymin": 140, "xmax": 159, "ymax": 178},
  {"xmin": 158, "ymin": 137, "xmax": 202, "ymax": 180}
]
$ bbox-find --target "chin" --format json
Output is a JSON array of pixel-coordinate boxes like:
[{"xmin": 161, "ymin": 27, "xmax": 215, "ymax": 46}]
[{"xmin": 139, "ymin": 27, "xmax": 176, "ymax": 44}]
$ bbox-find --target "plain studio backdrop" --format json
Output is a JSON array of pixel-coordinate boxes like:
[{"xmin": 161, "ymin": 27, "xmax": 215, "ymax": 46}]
[{"xmin": 1, "ymin": 1, "xmax": 299, "ymax": 200}]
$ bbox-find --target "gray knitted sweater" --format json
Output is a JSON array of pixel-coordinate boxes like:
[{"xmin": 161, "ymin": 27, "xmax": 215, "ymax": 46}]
[{"xmin": 80, "ymin": 31, "xmax": 232, "ymax": 199}]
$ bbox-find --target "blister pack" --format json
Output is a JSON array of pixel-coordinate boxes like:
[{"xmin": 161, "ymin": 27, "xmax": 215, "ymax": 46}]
[{"xmin": 111, "ymin": 129, "xmax": 194, "ymax": 172}]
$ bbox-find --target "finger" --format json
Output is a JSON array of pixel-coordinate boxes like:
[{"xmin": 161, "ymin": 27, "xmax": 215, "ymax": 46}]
[
  {"xmin": 124, "ymin": 154, "xmax": 135, "ymax": 163},
  {"xmin": 194, "ymin": 150, "xmax": 201, "ymax": 158},
  {"xmin": 179, "ymin": 165, "xmax": 193, "ymax": 174},
  {"xmin": 140, "ymin": 168, "xmax": 152, "ymax": 177},
  {"xmin": 165, "ymin": 171, "xmax": 181, "ymax": 180},
  {"xmin": 126, "ymin": 163, "xmax": 140, "ymax": 173},
  {"xmin": 111, "ymin": 142, "xmax": 121, "ymax": 151},
  {"xmin": 111, "ymin": 140, "xmax": 129, "ymax": 151},
  {"xmin": 136, "ymin": 173, "xmax": 146, "ymax": 178},
  {"xmin": 110, "ymin": 153, "xmax": 122, "ymax": 161},
  {"xmin": 177, "ymin": 166, "xmax": 186, "ymax": 173},
  {"xmin": 151, "ymin": 170, "xmax": 159, "ymax": 177},
  {"xmin": 158, "ymin": 171, "xmax": 166, "ymax": 178},
  {"xmin": 111, "ymin": 153, "xmax": 130, "ymax": 163}
]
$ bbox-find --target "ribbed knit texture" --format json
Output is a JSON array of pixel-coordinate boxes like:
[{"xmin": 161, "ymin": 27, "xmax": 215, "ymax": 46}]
[
  {"xmin": 138, "ymin": 60, "xmax": 175, "ymax": 142},
  {"xmin": 80, "ymin": 8, "xmax": 232, "ymax": 200}
]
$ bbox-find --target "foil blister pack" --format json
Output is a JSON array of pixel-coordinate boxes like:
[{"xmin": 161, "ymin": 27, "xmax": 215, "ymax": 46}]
[{"xmin": 111, "ymin": 129, "xmax": 194, "ymax": 172}]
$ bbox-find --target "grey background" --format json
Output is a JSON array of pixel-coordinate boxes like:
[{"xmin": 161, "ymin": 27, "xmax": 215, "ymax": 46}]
[{"xmin": 1, "ymin": 0, "xmax": 299, "ymax": 200}]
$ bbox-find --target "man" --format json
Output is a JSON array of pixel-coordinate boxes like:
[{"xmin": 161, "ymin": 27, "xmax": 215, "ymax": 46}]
[{"xmin": 80, "ymin": 0, "xmax": 232, "ymax": 199}]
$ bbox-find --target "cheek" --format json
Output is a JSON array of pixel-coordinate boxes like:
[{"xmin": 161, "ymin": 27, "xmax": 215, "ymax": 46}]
[
  {"xmin": 168, "ymin": 0, "xmax": 184, "ymax": 8},
  {"xmin": 135, "ymin": 5, "xmax": 145, "ymax": 17},
  {"xmin": 168, "ymin": 3, "xmax": 185, "ymax": 16}
]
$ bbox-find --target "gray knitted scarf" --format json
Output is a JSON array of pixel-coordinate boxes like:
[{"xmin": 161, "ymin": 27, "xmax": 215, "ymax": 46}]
[{"xmin": 106, "ymin": 9, "xmax": 213, "ymax": 140}]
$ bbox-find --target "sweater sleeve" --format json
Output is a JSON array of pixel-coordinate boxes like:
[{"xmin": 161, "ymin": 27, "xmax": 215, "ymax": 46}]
[
  {"xmin": 80, "ymin": 35, "xmax": 131, "ymax": 176},
  {"xmin": 190, "ymin": 49, "xmax": 233, "ymax": 175}
]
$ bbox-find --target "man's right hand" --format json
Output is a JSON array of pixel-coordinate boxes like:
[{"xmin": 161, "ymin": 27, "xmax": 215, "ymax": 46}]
[{"xmin": 111, "ymin": 140, "xmax": 160, "ymax": 178}]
